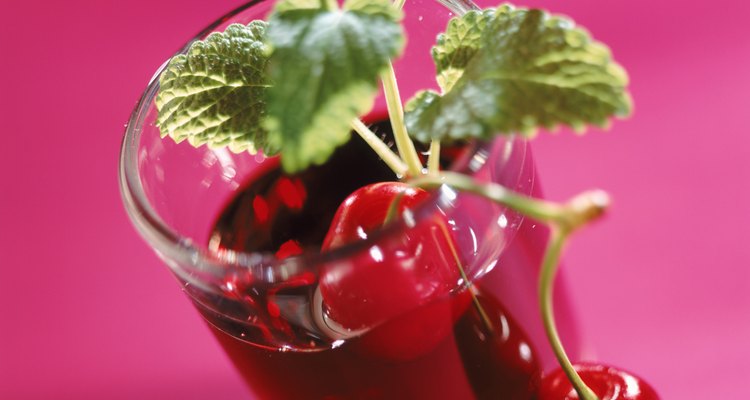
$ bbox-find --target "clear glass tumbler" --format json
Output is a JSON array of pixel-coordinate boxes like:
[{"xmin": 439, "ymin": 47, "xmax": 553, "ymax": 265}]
[{"xmin": 119, "ymin": 0, "xmax": 582, "ymax": 398}]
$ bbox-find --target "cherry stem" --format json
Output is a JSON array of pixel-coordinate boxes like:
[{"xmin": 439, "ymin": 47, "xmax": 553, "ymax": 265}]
[
  {"xmin": 383, "ymin": 188, "xmax": 495, "ymax": 333},
  {"xmin": 383, "ymin": 192, "xmax": 406, "ymax": 225},
  {"xmin": 350, "ymin": 119, "xmax": 408, "ymax": 177},
  {"xmin": 410, "ymin": 172, "xmax": 609, "ymax": 231},
  {"xmin": 435, "ymin": 221, "xmax": 494, "ymax": 332},
  {"xmin": 539, "ymin": 228, "xmax": 599, "ymax": 400},
  {"xmin": 379, "ymin": 3, "xmax": 603, "ymax": 395},
  {"xmin": 410, "ymin": 172, "xmax": 565, "ymax": 224},
  {"xmin": 381, "ymin": 63, "xmax": 423, "ymax": 177},
  {"xmin": 409, "ymin": 171, "xmax": 611, "ymax": 399}
]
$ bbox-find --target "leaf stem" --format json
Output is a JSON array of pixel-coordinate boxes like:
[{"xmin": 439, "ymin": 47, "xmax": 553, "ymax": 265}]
[
  {"xmin": 350, "ymin": 119, "xmax": 409, "ymax": 177},
  {"xmin": 381, "ymin": 63, "xmax": 424, "ymax": 177},
  {"xmin": 539, "ymin": 228, "xmax": 599, "ymax": 400},
  {"xmin": 427, "ymin": 139, "xmax": 441, "ymax": 175}
]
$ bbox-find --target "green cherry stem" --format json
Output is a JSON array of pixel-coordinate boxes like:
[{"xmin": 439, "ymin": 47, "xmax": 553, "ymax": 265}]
[
  {"xmin": 435, "ymin": 221, "xmax": 495, "ymax": 333},
  {"xmin": 410, "ymin": 172, "xmax": 610, "ymax": 231},
  {"xmin": 383, "ymin": 185, "xmax": 495, "ymax": 333},
  {"xmin": 410, "ymin": 172, "xmax": 566, "ymax": 225},
  {"xmin": 381, "ymin": 63, "xmax": 423, "ymax": 177},
  {"xmin": 383, "ymin": 191, "xmax": 406, "ymax": 225},
  {"xmin": 410, "ymin": 171, "xmax": 611, "ymax": 400},
  {"xmin": 539, "ymin": 228, "xmax": 598, "ymax": 400},
  {"xmin": 350, "ymin": 119, "xmax": 408, "ymax": 177}
]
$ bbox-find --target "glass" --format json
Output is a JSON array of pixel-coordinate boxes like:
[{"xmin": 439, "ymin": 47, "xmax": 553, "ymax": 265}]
[{"xmin": 119, "ymin": 0, "xmax": 583, "ymax": 398}]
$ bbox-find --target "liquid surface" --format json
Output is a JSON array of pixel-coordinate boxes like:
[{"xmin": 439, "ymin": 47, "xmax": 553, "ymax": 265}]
[{"xmin": 209, "ymin": 120, "xmax": 398, "ymax": 256}]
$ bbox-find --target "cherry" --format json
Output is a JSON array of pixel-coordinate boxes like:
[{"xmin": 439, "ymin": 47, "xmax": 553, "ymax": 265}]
[
  {"xmin": 318, "ymin": 182, "xmax": 468, "ymax": 360},
  {"xmin": 349, "ymin": 288, "xmax": 472, "ymax": 361},
  {"xmin": 453, "ymin": 288, "xmax": 541, "ymax": 399},
  {"xmin": 321, "ymin": 182, "xmax": 431, "ymax": 250},
  {"xmin": 539, "ymin": 363, "xmax": 659, "ymax": 400}
]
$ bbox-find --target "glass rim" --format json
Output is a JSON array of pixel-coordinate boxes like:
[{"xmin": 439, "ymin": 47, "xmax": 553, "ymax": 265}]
[{"xmin": 117, "ymin": 0, "xmax": 532, "ymax": 293}]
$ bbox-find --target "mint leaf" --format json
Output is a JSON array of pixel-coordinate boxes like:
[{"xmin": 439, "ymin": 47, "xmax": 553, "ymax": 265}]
[
  {"xmin": 403, "ymin": 89, "xmax": 442, "ymax": 129},
  {"xmin": 265, "ymin": 0, "xmax": 404, "ymax": 172},
  {"xmin": 155, "ymin": 22, "xmax": 275, "ymax": 154},
  {"xmin": 432, "ymin": 9, "xmax": 494, "ymax": 92},
  {"xmin": 405, "ymin": 5, "xmax": 632, "ymax": 143}
]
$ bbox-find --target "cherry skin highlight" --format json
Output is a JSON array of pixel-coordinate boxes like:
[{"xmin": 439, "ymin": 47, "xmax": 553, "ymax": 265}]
[
  {"xmin": 539, "ymin": 363, "xmax": 659, "ymax": 400},
  {"xmin": 319, "ymin": 182, "xmax": 468, "ymax": 360}
]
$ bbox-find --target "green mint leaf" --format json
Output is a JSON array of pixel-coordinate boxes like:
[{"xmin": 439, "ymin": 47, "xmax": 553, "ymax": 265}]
[
  {"xmin": 265, "ymin": 0, "xmax": 404, "ymax": 172},
  {"xmin": 404, "ymin": 89, "xmax": 442, "ymax": 128},
  {"xmin": 155, "ymin": 22, "xmax": 275, "ymax": 154},
  {"xmin": 405, "ymin": 5, "xmax": 632, "ymax": 143},
  {"xmin": 432, "ymin": 9, "xmax": 495, "ymax": 92}
]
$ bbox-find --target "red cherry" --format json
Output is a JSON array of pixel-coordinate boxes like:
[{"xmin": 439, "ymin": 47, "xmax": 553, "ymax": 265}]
[
  {"xmin": 539, "ymin": 363, "xmax": 659, "ymax": 400},
  {"xmin": 321, "ymin": 182, "xmax": 431, "ymax": 250},
  {"xmin": 350, "ymin": 289, "xmax": 472, "ymax": 361},
  {"xmin": 319, "ymin": 182, "xmax": 467, "ymax": 360},
  {"xmin": 453, "ymin": 288, "xmax": 542, "ymax": 398}
]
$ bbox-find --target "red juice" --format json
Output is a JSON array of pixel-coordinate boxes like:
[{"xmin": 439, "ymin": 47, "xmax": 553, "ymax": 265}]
[
  {"xmin": 198, "ymin": 120, "xmax": 555, "ymax": 399},
  {"xmin": 201, "ymin": 288, "xmax": 539, "ymax": 399}
]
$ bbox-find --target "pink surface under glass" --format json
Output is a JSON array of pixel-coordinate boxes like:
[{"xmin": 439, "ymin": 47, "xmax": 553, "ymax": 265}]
[{"xmin": 1, "ymin": 0, "xmax": 749, "ymax": 399}]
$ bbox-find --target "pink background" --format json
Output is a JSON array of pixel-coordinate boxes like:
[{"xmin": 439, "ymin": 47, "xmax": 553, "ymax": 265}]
[{"xmin": 1, "ymin": 0, "xmax": 749, "ymax": 398}]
